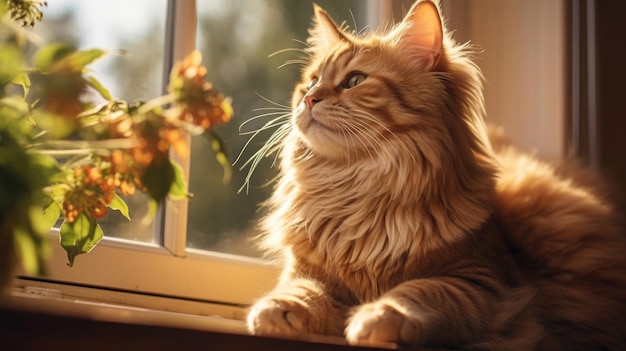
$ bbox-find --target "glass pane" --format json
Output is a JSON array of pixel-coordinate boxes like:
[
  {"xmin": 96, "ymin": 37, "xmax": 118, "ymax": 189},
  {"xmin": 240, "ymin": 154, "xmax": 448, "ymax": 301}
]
[
  {"xmin": 31, "ymin": 0, "xmax": 168, "ymax": 243},
  {"xmin": 188, "ymin": 0, "xmax": 366, "ymax": 256}
]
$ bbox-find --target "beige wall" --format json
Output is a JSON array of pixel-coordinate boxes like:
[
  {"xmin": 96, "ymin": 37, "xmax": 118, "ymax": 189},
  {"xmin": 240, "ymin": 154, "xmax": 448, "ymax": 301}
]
[
  {"xmin": 371, "ymin": 0, "xmax": 567, "ymax": 160},
  {"xmin": 442, "ymin": 0, "xmax": 567, "ymax": 160}
]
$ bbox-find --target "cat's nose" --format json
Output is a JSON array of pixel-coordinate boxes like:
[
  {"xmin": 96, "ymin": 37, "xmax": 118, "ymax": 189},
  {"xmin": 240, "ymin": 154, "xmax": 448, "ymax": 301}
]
[{"xmin": 304, "ymin": 95, "xmax": 322, "ymax": 110}]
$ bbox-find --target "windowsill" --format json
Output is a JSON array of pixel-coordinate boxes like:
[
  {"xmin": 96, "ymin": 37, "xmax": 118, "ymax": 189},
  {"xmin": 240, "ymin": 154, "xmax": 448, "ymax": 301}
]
[
  {"xmin": 2, "ymin": 289, "xmax": 248, "ymax": 334},
  {"xmin": 0, "ymin": 290, "xmax": 399, "ymax": 351}
]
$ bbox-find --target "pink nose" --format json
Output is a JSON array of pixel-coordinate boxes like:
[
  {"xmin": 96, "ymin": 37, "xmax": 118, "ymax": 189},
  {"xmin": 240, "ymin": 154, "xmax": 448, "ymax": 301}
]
[{"xmin": 304, "ymin": 95, "xmax": 321, "ymax": 110}]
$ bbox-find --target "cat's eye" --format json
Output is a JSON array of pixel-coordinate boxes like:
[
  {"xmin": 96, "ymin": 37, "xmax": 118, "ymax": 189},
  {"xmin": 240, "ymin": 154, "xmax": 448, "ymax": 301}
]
[
  {"xmin": 307, "ymin": 77, "xmax": 319, "ymax": 90},
  {"xmin": 343, "ymin": 72, "xmax": 367, "ymax": 89}
]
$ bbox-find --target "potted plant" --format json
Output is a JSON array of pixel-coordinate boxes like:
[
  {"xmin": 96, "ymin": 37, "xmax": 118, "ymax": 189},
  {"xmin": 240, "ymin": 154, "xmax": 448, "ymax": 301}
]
[{"xmin": 0, "ymin": 0, "xmax": 232, "ymax": 289}]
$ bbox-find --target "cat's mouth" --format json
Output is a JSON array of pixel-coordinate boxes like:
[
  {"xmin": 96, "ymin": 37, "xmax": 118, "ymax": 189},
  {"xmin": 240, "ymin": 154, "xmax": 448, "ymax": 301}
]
[
  {"xmin": 309, "ymin": 115, "xmax": 333, "ymax": 130},
  {"xmin": 294, "ymin": 102, "xmax": 334, "ymax": 134}
]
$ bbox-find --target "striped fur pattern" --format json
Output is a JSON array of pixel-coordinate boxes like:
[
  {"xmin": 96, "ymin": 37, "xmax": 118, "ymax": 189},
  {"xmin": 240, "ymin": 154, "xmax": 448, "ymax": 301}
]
[{"xmin": 246, "ymin": 1, "xmax": 626, "ymax": 349}]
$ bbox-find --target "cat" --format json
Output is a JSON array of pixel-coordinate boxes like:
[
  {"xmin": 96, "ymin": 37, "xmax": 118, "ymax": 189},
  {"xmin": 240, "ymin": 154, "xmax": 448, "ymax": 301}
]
[{"xmin": 245, "ymin": 1, "xmax": 626, "ymax": 349}]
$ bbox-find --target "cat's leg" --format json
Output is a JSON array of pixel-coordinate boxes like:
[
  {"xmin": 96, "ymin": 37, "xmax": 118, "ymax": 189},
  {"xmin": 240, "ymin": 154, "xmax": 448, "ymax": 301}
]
[
  {"xmin": 247, "ymin": 278, "xmax": 346, "ymax": 337},
  {"xmin": 345, "ymin": 276, "xmax": 501, "ymax": 346}
]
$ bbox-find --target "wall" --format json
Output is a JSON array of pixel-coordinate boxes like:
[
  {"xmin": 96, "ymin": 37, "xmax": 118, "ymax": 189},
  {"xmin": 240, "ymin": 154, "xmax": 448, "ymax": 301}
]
[{"xmin": 442, "ymin": 0, "xmax": 567, "ymax": 160}]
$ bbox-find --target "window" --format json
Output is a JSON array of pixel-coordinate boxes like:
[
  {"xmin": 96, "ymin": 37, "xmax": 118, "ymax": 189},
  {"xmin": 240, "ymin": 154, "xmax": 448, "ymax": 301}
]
[
  {"xmin": 15, "ymin": 0, "xmax": 368, "ymax": 315},
  {"xmin": 15, "ymin": 0, "xmax": 571, "ymax": 321},
  {"xmin": 30, "ymin": 0, "xmax": 168, "ymax": 243}
]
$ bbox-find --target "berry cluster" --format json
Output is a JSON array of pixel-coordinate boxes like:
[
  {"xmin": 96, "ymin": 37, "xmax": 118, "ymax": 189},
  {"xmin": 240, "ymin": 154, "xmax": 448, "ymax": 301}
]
[
  {"xmin": 61, "ymin": 161, "xmax": 138, "ymax": 223},
  {"xmin": 168, "ymin": 50, "xmax": 232, "ymax": 130}
]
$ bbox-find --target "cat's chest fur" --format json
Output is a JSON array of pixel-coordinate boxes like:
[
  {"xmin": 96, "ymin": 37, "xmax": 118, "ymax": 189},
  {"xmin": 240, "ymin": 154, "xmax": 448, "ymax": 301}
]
[
  {"xmin": 289, "ymin": 215, "xmax": 509, "ymax": 304},
  {"xmin": 271, "ymin": 158, "xmax": 485, "ymax": 302},
  {"xmin": 284, "ymin": 160, "xmax": 420, "ymax": 269},
  {"xmin": 262, "ymin": 137, "xmax": 502, "ymax": 301}
]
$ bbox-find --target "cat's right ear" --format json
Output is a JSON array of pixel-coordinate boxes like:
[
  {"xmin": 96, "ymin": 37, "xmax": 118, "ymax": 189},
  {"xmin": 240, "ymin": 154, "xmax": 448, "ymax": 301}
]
[{"xmin": 307, "ymin": 4, "xmax": 347, "ymax": 55}]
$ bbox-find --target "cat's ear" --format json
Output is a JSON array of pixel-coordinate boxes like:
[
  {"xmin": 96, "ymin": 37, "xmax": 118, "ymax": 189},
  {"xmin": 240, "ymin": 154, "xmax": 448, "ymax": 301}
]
[
  {"xmin": 307, "ymin": 4, "xmax": 347, "ymax": 55},
  {"xmin": 390, "ymin": 0, "xmax": 443, "ymax": 70}
]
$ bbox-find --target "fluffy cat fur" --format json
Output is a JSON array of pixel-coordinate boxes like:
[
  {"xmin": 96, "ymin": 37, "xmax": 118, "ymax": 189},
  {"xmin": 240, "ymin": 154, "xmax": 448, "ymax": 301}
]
[{"xmin": 245, "ymin": 1, "xmax": 626, "ymax": 349}]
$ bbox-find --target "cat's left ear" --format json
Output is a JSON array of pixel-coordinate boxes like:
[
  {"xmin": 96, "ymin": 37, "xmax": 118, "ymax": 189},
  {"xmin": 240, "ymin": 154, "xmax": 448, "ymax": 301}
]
[
  {"xmin": 307, "ymin": 4, "xmax": 348, "ymax": 55},
  {"xmin": 390, "ymin": 0, "xmax": 444, "ymax": 70}
]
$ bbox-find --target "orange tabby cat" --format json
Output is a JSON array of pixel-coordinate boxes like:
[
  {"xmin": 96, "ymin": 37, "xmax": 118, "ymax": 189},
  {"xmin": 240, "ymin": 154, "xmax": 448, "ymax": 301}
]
[{"xmin": 245, "ymin": 1, "xmax": 626, "ymax": 349}]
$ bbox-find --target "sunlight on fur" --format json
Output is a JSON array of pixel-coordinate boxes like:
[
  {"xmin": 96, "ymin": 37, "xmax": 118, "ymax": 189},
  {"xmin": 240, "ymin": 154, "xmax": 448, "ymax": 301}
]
[{"xmin": 244, "ymin": 1, "xmax": 626, "ymax": 349}]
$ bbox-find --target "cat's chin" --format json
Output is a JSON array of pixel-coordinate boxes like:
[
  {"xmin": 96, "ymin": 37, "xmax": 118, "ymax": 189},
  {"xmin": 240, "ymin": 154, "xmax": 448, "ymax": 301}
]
[
  {"xmin": 295, "ymin": 129, "xmax": 343, "ymax": 159},
  {"xmin": 293, "ymin": 103, "xmax": 329, "ymax": 132},
  {"xmin": 292, "ymin": 105, "xmax": 344, "ymax": 158}
]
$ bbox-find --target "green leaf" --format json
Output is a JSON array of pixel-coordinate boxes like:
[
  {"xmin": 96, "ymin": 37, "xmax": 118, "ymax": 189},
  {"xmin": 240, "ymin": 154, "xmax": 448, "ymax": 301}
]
[
  {"xmin": 10, "ymin": 72, "xmax": 30, "ymax": 98},
  {"xmin": 34, "ymin": 44, "xmax": 105, "ymax": 73},
  {"xmin": 39, "ymin": 199, "xmax": 61, "ymax": 232},
  {"xmin": 0, "ymin": 95, "xmax": 30, "ymax": 117},
  {"xmin": 109, "ymin": 193, "xmax": 131, "ymax": 221},
  {"xmin": 208, "ymin": 131, "xmax": 232, "ymax": 184},
  {"xmin": 0, "ymin": 45, "xmax": 24, "ymax": 86},
  {"xmin": 24, "ymin": 205, "xmax": 51, "ymax": 274},
  {"xmin": 33, "ymin": 43, "xmax": 76, "ymax": 71},
  {"xmin": 59, "ymin": 214, "xmax": 103, "ymax": 267},
  {"xmin": 31, "ymin": 109, "xmax": 78, "ymax": 139},
  {"xmin": 13, "ymin": 227, "xmax": 39, "ymax": 275},
  {"xmin": 168, "ymin": 160, "xmax": 188, "ymax": 199},
  {"xmin": 141, "ymin": 159, "xmax": 175, "ymax": 203},
  {"xmin": 59, "ymin": 49, "xmax": 106, "ymax": 72},
  {"xmin": 140, "ymin": 199, "xmax": 159, "ymax": 227},
  {"xmin": 86, "ymin": 75, "xmax": 112, "ymax": 102},
  {"xmin": 28, "ymin": 153, "xmax": 60, "ymax": 184}
]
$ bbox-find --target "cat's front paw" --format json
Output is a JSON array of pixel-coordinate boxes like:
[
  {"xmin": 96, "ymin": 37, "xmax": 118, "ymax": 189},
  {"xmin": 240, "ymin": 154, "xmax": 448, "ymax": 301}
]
[
  {"xmin": 346, "ymin": 302, "xmax": 424, "ymax": 346},
  {"xmin": 247, "ymin": 297, "xmax": 313, "ymax": 337}
]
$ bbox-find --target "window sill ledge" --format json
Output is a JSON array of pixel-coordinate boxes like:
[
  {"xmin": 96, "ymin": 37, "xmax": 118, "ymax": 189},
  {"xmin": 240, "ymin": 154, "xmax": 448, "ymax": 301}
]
[
  {"xmin": 0, "ymin": 291, "xmax": 398, "ymax": 351},
  {"xmin": 2, "ymin": 289, "xmax": 248, "ymax": 334}
]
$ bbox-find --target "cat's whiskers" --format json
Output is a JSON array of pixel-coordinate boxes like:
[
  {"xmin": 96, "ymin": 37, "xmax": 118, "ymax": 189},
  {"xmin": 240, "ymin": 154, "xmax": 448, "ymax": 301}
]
[
  {"xmin": 341, "ymin": 118, "xmax": 385, "ymax": 165},
  {"xmin": 277, "ymin": 59, "xmax": 309, "ymax": 70},
  {"xmin": 360, "ymin": 123, "xmax": 402, "ymax": 175},
  {"xmin": 269, "ymin": 45, "xmax": 311, "ymax": 70},
  {"xmin": 342, "ymin": 112, "xmax": 403, "ymax": 173},
  {"xmin": 327, "ymin": 118, "xmax": 354, "ymax": 164},
  {"xmin": 331, "ymin": 118, "xmax": 376, "ymax": 164},
  {"xmin": 236, "ymin": 103, "xmax": 292, "ymax": 193},
  {"xmin": 268, "ymin": 47, "xmax": 308, "ymax": 57},
  {"xmin": 254, "ymin": 92, "xmax": 291, "ymax": 109},
  {"xmin": 236, "ymin": 113, "xmax": 290, "ymax": 163},
  {"xmin": 352, "ymin": 110, "xmax": 420, "ymax": 167},
  {"xmin": 239, "ymin": 110, "xmax": 291, "ymax": 135},
  {"xmin": 329, "ymin": 105, "xmax": 383, "ymax": 163},
  {"xmin": 235, "ymin": 95, "xmax": 293, "ymax": 193},
  {"xmin": 238, "ymin": 121, "xmax": 291, "ymax": 194}
]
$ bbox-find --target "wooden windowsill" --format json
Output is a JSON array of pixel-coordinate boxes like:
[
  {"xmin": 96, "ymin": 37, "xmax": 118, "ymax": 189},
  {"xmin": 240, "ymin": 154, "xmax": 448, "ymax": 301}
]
[{"xmin": 0, "ymin": 291, "xmax": 402, "ymax": 351}]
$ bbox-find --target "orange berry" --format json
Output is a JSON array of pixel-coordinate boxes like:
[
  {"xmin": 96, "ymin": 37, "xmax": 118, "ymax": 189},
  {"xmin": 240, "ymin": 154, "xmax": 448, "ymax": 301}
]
[
  {"xmin": 88, "ymin": 167, "xmax": 102, "ymax": 182},
  {"xmin": 120, "ymin": 181, "xmax": 135, "ymax": 196},
  {"xmin": 92, "ymin": 203, "xmax": 107, "ymax": 219}
]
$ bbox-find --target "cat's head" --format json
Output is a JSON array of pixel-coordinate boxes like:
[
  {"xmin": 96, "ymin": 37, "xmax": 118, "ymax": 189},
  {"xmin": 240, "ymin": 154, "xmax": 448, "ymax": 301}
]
[{"xmin": 290, "ymin": 0, "xmax": 494, "ymax": 177}]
